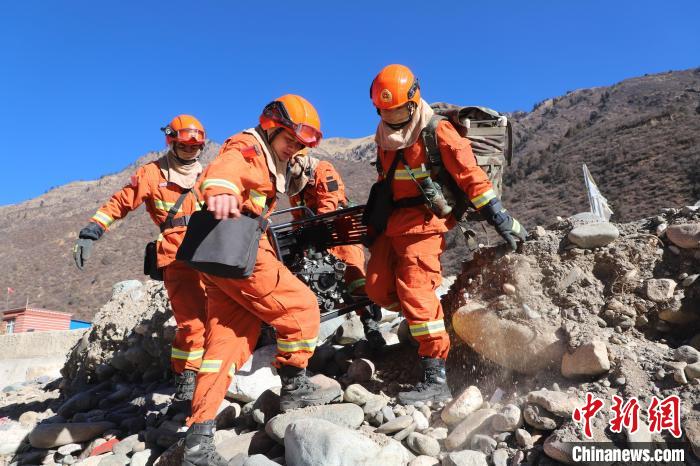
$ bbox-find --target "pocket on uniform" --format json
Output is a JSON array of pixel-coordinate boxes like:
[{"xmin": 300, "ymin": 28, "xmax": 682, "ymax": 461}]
[{"xmin": 416, "ymin": 255, "xmax": 442, "ymax": 288}]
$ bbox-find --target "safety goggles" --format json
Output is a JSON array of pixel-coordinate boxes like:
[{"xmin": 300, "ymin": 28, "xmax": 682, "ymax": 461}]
[
  {"xmin": 163, "ymin": 126, "xmax": 206, "ymax": 145},
  {"xmin": 262, "ymin": 101, "xmax": 322, "ymax": 147}
]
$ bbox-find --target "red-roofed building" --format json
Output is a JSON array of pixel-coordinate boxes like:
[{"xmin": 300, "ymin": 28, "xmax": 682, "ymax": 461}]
[{"xmin": 2, "ymin": 307, "xmax": 72, "ymax": 333}]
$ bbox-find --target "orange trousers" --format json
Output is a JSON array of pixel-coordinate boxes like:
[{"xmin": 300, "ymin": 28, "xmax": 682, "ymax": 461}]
[
  {"xmin": 365, "ymin": 233, "xmax": 450, "ymax": 359},
  {"xmin": 162, "ymin": 260, "xmax": 207, "ymax": 373},
  {"xmin": 188, "ymin": 236, "xmax": 321, "ymax": 424},
  {"xmin": 329, "ymin": 244, "xmax": 366, "ymax": 296}
]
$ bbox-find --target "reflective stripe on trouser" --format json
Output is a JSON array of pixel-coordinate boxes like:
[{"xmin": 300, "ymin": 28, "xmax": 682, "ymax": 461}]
[
  {"xmin": 188, "ymin": 236, "xmax": 320, "ymax": 425},
  {"xmin": 365, "ymin": 233, "xmax": 450, "ymax": 359},
  {"xmin": 163, "ymin": 260, "xmax": 207, "ymax": 373}
]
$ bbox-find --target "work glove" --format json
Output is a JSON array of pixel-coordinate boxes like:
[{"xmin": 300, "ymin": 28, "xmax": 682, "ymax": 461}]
[
  {"xmin": 73, "ymin": 223, "xmax": 104, "ymax": 270},
  {"xmin": 480, "ymin": 198, "xmax": 527, "ymax": 251}
]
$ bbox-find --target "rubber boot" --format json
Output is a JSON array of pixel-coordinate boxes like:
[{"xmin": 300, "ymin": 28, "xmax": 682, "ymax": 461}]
[
  {"xmin": 182, "ymin": 420, "xmax": 227, "ymax": 466},
  {"xmin": 170, "ymin": 369, "xmax": 196, "ymax": 415},
  {"xmin": 397, "ymin": 357, "xmax": 452, "ymax": 405},
  {"xmin": 278, "ymin": 365, "xmax": 342, "ymax": 412}
]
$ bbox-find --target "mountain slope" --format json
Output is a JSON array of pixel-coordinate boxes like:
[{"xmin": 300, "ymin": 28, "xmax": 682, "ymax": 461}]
[{"xmin": 1, "ymin": 68, "xmax": 699, "ymax": 319}]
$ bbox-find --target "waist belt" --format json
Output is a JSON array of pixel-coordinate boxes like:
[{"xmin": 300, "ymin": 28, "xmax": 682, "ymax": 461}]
[
  {"xmin": 393, "ymin": 196, "xmax": 425, "ymax": 209},
  {"xmin": 160, "ymin": 215, "xmax": 191, "ymax": 232}
]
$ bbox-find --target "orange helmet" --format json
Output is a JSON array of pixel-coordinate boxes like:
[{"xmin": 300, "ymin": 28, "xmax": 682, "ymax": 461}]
[
  {"xmin": 259, "ymin": 94, "xmax": 322, "ymax": 147},
  {"xmin": 162, "ymin": 115, "xmax": 206, "ymax": 146},
  {"xmin": 370, "ymin": 64, "xmax": 421, "ymax": 110}
]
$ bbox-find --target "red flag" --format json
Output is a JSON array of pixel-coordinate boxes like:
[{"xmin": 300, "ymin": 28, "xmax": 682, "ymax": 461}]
[{"xmin": 7, "ymin": 287, "xmax": 14, "ymax": 294}]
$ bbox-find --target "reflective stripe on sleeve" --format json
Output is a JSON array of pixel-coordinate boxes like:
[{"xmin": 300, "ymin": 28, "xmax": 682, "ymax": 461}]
[
  {"xmin": 409, "ymin": 319, "xmax": 447, "ymax": 337},
  {"xmin": 201, "ymin": 179, "xmax": 241, "ymax": 195},
  {"xmin": 91, "ymin": 211, "xmax": 115, "ymax": 228},
  {"xmin": 171, "ymin": 347, "xmax": 205, "ymax": 361},
  {"xmin": 471, "ymin": 189, "xmax": 496, "ymax": 209},
  {"xmin": 198, "ymin": 359, "xmax": 223, "ymax": 373},
  {"xmin": 277, "ymin": 337, "xmax": 318, "ymax": 353}
]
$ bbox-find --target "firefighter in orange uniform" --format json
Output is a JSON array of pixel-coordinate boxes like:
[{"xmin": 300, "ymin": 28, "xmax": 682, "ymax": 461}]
[
  {"xmin": 287, "ymin": 151, "xmax": 385, "ymax": 348},
  {"xmin": 72, "ymin": 115, "xmax": 208, "ymax": 410},
  {"xmin": 365, "ymin": 65, "xmax": 527, "ymax": 404},
  {"xmin": 182, "ymin": 95, "xmax": 341, "ymax": 466}
]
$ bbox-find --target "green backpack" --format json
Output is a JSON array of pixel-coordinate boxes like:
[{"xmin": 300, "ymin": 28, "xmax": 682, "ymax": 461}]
[{"xmin": 420, "ymin": 103, "xmax": 513, "ymax": 222}]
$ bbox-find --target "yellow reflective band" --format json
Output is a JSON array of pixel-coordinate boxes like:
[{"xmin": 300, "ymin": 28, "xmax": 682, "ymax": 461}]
[
  {"xmin": 201, "ymin": 178, "xmax": 241, "ymax": 194},
  {"xmin": 171, "ymin": 348, "xmax": 205, "ymax": 361},
  {"xmin": 471, "ymin": 189, "xmax": 496, "ymax": 209},
  {"xmin": 228, "ymin": 364, "xmax": 236, "ymax": 378},
  {"xmin": 154, "ymin": 199, "xmax": 181, "ymax": 212},
  {"xmin": 157, "ymin": 233, "xmax": 164, "ymax": 242},
  {"xmin": 199, "ymin": 359, "xmax": 223, "ymax": 373},
  {"xmin": 409, "ymin": 320, "xmax": 447, "ymax": 337},
  {"xmin": 91, "ymin": 211, "xmax": 114, "ymax": 228},
  {"xmin": 250, "ymin": 190, "xmax": 267, "ymax": 209},
  {"xmin": 347, "ymin": 278, "xmax": 366, "ymax": 293},
  {"xmin": 394, "ymin": 164, "xmax": 431, "ymax": 181},
  {"xmin": 277, "ymin": 337, "xmax": 318, "ymax": 353}
]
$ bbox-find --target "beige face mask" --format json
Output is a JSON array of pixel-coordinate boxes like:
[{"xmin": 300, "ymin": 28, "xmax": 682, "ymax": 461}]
[{"xmin": 380, "ymin": 104, "xmax": 413, "ymax": 125}]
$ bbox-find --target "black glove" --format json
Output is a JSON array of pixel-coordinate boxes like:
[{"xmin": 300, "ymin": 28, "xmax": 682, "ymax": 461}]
[
  {"xmin": 73, "ymin": 223, "xmax": 105, "ymax": 270},
  {"xmin": 480, "ymin": 198, "xmax": 527, "ymax": 251}
]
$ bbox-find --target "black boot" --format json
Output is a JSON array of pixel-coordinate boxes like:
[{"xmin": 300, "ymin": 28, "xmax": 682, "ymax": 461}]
[
  {"xmin": 361, "ymin": 315, "xmax": 387, "ymax": 350},
  {"xmin": 171, "ymin": 369, "xmax": 196, "ymax": 415},
  {"xmin": 397, "ymin": 357, "xmax": 451, "ymax": 405},
  {"xmin": 278, "ymin": 365, "xmax": 342, "ymax": 412},
  {"xmin": 182, "ymin": 420, "xmax": 227, "ymax": 466}
]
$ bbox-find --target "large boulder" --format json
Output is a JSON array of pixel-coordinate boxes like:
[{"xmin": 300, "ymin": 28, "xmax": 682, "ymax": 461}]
[
  {"xmin": 666, "ymin": 223, "xmax": 700, "ymax": 249},
  {"xmin": 451, "ymin": 303, "xmax": 565, "ymax": 374},
  {"xmin": 284, "ymin": 418, "xmax": 413, "ymax": 466},
  {"xmin": 227, "ymin": 345, "xmax": 281, "ymax": 403}
]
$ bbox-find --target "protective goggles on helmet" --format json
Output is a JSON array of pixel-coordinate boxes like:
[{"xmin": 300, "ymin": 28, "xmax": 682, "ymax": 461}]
[
  {"xmin": 262, "ymin": 101, "xmax": 322, "ymax": 147},
  {"xmin": 162, "ymin": 126, "xmax": 206, "ymax": 145}
]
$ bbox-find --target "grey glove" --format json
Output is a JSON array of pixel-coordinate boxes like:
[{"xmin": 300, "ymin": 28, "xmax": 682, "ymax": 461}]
[
  {"xmin": 480, "ymin": 198, "xmax": 527, "ymax": 251},
  {"xmin": 73, "ymin": 223, "xmax": 105, "ymax": 270}
]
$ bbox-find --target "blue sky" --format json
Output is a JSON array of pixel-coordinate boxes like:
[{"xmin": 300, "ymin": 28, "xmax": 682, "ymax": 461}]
[{"xmin": 2, "ymin": 1, "xmax": 699, "ymax": 205}]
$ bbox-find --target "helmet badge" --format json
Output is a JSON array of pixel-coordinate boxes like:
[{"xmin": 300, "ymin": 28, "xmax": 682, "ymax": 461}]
[{"xmin": 380, "ymin": 88, "xmax": 393, "ymax": 103}]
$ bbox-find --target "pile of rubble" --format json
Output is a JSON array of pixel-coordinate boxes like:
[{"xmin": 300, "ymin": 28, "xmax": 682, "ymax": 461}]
[{"xmin": 1, "ymin": 205, "xmax": 699, "ymax": 466}]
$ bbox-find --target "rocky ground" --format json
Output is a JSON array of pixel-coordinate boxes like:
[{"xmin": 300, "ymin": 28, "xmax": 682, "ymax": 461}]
[{"xmin": 2, "ymin": 204, "xmax": 700, "ymax": 465}]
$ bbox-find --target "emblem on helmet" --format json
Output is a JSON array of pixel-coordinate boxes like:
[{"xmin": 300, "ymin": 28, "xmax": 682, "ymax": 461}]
[{"xmin": 380, "ymin": 89, "xmax": 393, "ymax": 103}]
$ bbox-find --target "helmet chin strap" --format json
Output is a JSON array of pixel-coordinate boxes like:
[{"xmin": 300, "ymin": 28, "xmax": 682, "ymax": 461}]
[{"xmin": 171, "ymin": 145, "xmax": 200, "ymax": 165}]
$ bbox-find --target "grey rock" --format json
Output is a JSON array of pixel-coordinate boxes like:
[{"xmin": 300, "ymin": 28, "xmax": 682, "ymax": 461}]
[
  {"xmin": 227, "ymin": 345, "xmax": 281, "ymax": 403},
  {"xmin": 515, "ymin": 428, "xmax": 532, "ymax": 448},
  {"xmin": 444, "ymin": 409, "xmax": 497, "ymax": 451},
  {"xmin": 523, "ymin": 404, "xmax": 557, "ymax": 431},
  {"xmin": 644, "ymin": 279, "xmax": 677, "ymax": 303},
  {"xmin": 442, "ymin": 450, "xmax": 488, "ymax": 466},
  {"xmin": 363, "ymin": 396, "xmax": 389, "ymax": 415},
  {"xmin": 491, "ymin": 404, "xmax": 523, "ymax": 432},
  {"xmin": 344, "ymin": 384, "xmax": 374, "ymax": 406},
  {"xmin": 29, "ymin": 422, "xmax": 115, "ymax": 449},
  {"xmin": 216, "ymin": 431, "xmax": 277, "ymax": 461},
  {"xmin": 568, "ymin": 223, "xmax": 619, "ymax": 248},
  {"xmin": 674, "ymin": 345, "xmax": 700, "ymax": 363},
  {"xmin": 265, "ymin": 403, "xmax": 364, "ymax": 443},
  {"xmin": 441, "ymin": 386, "xmax": 483, "ymax": 425},
  {"xmin": 241, "ymin": 454, "xmax": 280, "ymax": 466},
  {"xmin": 526, "ymin": 390, "xmax": 579, "ymax": 417},
  {"xmin": 406, "ymin": 432, "xmax": 440, "ymax": 457},
  {"xmin": 129, "ymin": 449, "xmax": 153, "ymax": 466},
  {"xmin": 98, "ymin": 454, "xmax": 130, "ymax": 465},
  {"xmin": 57, "ymin": 443, "xmax": 83, "ymax": 456},
  {"xmin": 666, "ymin": 223, "xmax": 700, "ymax": 249},
  {"xmin": 409, "ymin": 456, "xmax": 440, "ymax": 466},
  {"xmin": 470, "ymin": 434, "xmax": 497, "ymax": 456},
  {"xmin": 561, "ymin": 340, "xmax": 610, "ymax": 378},
  {"xmin": 492, "ymin": 448, "xmax": 509, "ymax": 466},
  {"xmin": 334, "ymin": 316, "xmax": 366, "ymax": 345},
  {"xmin": 376, "ymin": 415, "xmax": 414, "ymax": 434},
  {"xmin": 393, "ymin": 423, "xmax": 416, "ymax": 442},
  {"xmin": 284, "ymin": 418, "xmax": 413, "ymax": 466}
]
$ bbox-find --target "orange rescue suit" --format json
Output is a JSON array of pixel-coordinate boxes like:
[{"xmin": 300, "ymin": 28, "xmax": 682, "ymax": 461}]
[
  {"xmin": 365, "ymin": 120, "xmax": 495, "ymax": 359},
  {"xmin": 189, "ymin": 130, "xmax": 321, "ymax": 424},
  {"xmin": 88, "ymin": 159, "xmax": 207, "ymax": 374},
  {"xmin": 288, "ymin": 160, "xmax": 367, "ymax": 295}
]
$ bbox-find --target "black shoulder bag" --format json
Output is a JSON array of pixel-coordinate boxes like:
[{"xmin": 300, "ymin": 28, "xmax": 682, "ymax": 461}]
[
  {"xmin": 361, "ymin": 149, "xmax": 402, "ymax": 245},
  {"xmin": 176, "ymin": 202, "xmax": 272, "ymax": 279},
  {"xmin": 144, "ymin": 189, "xmax": 192, "ymax": 280}
]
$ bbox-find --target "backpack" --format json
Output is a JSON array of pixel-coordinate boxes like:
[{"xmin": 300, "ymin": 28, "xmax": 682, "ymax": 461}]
[{"xmin": 420, "ymin": 103, "xmax": 513, "ymax": 221}]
